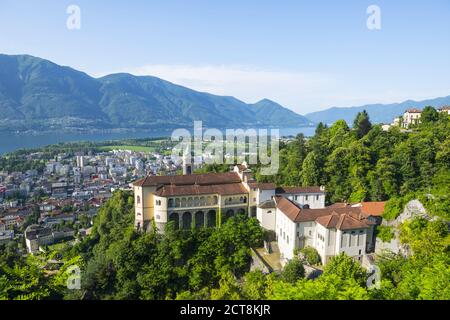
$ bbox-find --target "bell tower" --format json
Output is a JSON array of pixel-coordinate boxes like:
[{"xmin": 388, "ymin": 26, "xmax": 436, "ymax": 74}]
[{"xmin": 182, "ymin": 150, "xmax": 192, "ymax": 175}]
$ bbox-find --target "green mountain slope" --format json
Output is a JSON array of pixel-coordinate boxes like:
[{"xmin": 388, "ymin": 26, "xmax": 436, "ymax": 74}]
[{"xmin": 0, "ymin": 54, "xmax": 311, "ymax": 131}]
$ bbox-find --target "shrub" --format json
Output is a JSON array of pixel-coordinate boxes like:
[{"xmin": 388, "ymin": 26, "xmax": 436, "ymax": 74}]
[
  {"xmin": 281, "ymin": 258, "xmax": 305, "ymax": 283},
  {"xmin": 300, "ymin": 246, "xmax": 321, "ymax": 265},
  {"xmin": 376, "ymin": 226, "xmax": 395, "ymax": 243}
]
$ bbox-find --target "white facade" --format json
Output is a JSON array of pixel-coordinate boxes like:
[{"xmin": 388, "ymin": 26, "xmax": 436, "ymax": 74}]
[
  {"xmin": 275, "ymin": 199, "xmax": 373, "ymax": 266},
  {"xmin": 257, "ymin": 206, "xmax": 276, "ymax": 231},
  {"xmin": 283, "ymin": 192, "xmax": 325, "ymax": 209},
  {"xmin": 276, "ymin": 208, "xmax": 297, "ymax": 261},
  {"xmin": 402, "ymin": 109, "xmax": 421, "ymax": 128}
]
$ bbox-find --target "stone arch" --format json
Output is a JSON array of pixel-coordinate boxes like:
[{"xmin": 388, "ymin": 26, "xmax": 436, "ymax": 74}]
[
  {"xmin": 169, "ymin": 212, "xmax": 179, "ymax": 229},
  {"xmin": 207, "ymin": 210, "xmax": 216, "ymax": 227},
  {"xmin": 195, "ymin": 211, "xmax": 205, "ymax": 228},
  {"xmin": 168, "ymin": 198, "xmax": 173, "ymax": 207},
  {"xmin": 223, "ymin": 209, "xmax": 234, "ymax": 223},
  {"xmin": 182, "ymin": 212, "xmax": 192, "ymax": 229}
]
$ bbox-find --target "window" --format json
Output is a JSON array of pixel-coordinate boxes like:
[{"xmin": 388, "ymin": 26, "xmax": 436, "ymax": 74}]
[
  {"xmin": 294, "ymin": 195, "xmax": 298, "ymax": 200},
  {"xmin": 156, "ymin": 215, "xmax": 160, "ymax": 220},
  {"xmin": 136, "ymin": 196, "xmax": 141, "ymax": 205},
  {"xmin": 359, "ymin": 249, "xmax": 362, "ymax": 255},
  {"xmin": 309, "ymin": 230, "xmax": 312, "ymax": 236},
  {"xmin": 316, "ymin": 195, "xmax": 319, "ymax": 201},
  {"xmin": 267, "ymin": 210, "xmax": 272, "ymax": 214},
  {"xmin": 305, "ymin": 195, "xmax": 308, "ymax": 201}
]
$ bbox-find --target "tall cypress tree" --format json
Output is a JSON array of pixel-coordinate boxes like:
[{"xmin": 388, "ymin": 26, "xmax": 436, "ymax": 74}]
[{"xmin": 353, "ymin": 110, "xmax": 372, "ymax": 139}]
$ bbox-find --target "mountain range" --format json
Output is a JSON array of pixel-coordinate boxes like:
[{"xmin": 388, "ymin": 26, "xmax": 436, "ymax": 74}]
[
  {"xmin": 0, "ymin": 54, "xmax": 312, "ymax": 132},
  {"xmin": 305, "ymin": 96, "xmax": 450, "ymax": 125},
  {"xmin": 0, "ymin": 54, "xmax": 448, "ymax": 133}
]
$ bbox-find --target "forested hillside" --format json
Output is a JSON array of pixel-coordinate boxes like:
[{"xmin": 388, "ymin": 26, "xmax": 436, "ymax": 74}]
[
  {"xmin": 1, "ymin": 107, "xmax": 449, "ymax": 300},
  {"xmin": 0, "ymin": 54, "xmax": 311, "ymax": 131},
  {"xmin": 255, "ymin": 107, "xmax": 450, "ymax": 220}
]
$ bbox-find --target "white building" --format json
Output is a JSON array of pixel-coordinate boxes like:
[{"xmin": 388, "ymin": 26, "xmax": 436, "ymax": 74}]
[
  {"xmin": 438, "ymin": 106, "xmax": 450, "ymax": 115},
  {"xmin": 0, "ymin": 229, "xmax": 14, "ymax": 245},
  {"xmin": 132, "ymin": 162, "xmax": 325, "ymax": 233},
  {"xmin": 402, "ymin": 108, "xmax": 422, "ymax": 128},
  {"xmin": 76, "ymin": 155, "xmax": 86, "ymax": 168},
  {"xmin": 274, "ymin": 197, "xmax": 383, "ymax": 265},
  {"xmin": 25, "ymin": 225, "xmax": 54, "ymax": 253}
]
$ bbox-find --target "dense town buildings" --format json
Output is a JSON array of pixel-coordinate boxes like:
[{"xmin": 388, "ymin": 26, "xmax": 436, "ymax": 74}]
[{"xmin": 0, "ymin": 146, "xmax": 177, "ymax": 253}]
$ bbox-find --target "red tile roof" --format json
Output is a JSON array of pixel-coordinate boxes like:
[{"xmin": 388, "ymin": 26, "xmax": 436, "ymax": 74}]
[
  {"xmin": 276, "ymin": 186, "xmax": 324, "ymax": 194},
  {"xmin": 154, "ymin": 183, "xmax": 248, "ymax": 197},
  {"xmin": 133, "ymin": 172, "xmax": 241, "ymax": 187},
  {"xmin": 274, "ymin": 196, "xmax": 302, "ymax": 221},
  {"xmin": 405, "ymin": 108, "xmax": 422, "ymax": 113},
  {"xmin": 359, "ymin": 201, "xmax": 386, "ymax": 217},
  {"xmin": 276, "ymin": 198, "xmax": 374, "ymax": 230}
]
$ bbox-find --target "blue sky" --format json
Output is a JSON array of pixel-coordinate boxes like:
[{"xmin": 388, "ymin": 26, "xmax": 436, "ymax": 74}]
[{"xmin": 1, "ymin": 0, "xmax": 449, "ymax": 114}]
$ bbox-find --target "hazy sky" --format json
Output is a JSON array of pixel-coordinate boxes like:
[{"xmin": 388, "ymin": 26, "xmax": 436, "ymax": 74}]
[{"xmin": 1, "ymin": 0, "xmax": 449, "ymax": 114}]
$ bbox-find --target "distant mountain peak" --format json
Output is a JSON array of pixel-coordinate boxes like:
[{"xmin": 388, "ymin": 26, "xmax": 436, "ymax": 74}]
[
  {"xmin": 0, "ymin": 54, "xmax": 311, "ymax": 132},
  {"xmin": 305, "ymin": 95, "xmax": 450, "ymax": 125}
]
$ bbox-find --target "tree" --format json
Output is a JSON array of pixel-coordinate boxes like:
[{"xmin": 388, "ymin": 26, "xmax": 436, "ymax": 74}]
[
  {"xmin": 241, "ymin": 271, "xmax": 268, "ymax": 300},
  {"xmin": 210, "ymin": 271, "xmax": 242, "ymax": 300},
  {"xmin": 281, "ymin": 258, "xmax": 305, "ymax": 283},
  {"xmin": 323, "ymin": 253, "xmax": 367, "ymax": 286},
  {"xmin": 420, "ymin": 106, "xmax": 439, "ymax": 125},
  {"xmin": 353, "ymin": 110, "xmax": 372, "ymax": 139},
  {"xmin": 301, "ymin": 152, "xmax": 321, "ymax": 186},
  {"xmin": 299, "ymin": 246, "xmax": 321, "ymax": 265}
]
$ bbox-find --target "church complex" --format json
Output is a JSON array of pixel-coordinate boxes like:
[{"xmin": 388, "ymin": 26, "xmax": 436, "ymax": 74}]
[{"xmin": 132, "ymin": 162, "xmax": 385, "ymax": 265}]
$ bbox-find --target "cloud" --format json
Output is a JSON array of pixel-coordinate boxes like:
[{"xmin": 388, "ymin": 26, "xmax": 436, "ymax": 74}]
[
  {"xmin": 99, "ymin": 64, "xmax": 338, "ymax": 114},
  {"xmin": 95, "ymin": 64, "xmax": 450, "ymax": 115}
]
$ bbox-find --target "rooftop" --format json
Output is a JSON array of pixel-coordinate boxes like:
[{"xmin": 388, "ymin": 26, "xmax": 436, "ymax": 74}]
[
  {"xmin": 276, "ymin": 186, "xmax": 324, "ymax": 194},
  {"xmin": 154, "ymin": 182, "xmax": 248, "ymax": 197},
  {"xmin": 275, "ymin": 197, "xmax": 374, "ymax": 230},
  {"xmin": 133, "ymin": 172, "xmax": 242, "ymax": 187},
  {"xmin": 405, "ymin": 108, "xmax": 422, "ymax": 113}
]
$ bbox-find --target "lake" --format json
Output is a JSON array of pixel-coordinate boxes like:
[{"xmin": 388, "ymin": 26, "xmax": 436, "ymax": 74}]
[{"xmin": 0, "ymin": 127, "xmax": 317, "ymax": 155}]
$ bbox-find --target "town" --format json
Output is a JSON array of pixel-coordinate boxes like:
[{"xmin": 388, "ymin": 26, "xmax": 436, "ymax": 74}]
[{"xmin": 0, "ymin": 143, "xmax": 191, "ymax": 254}]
